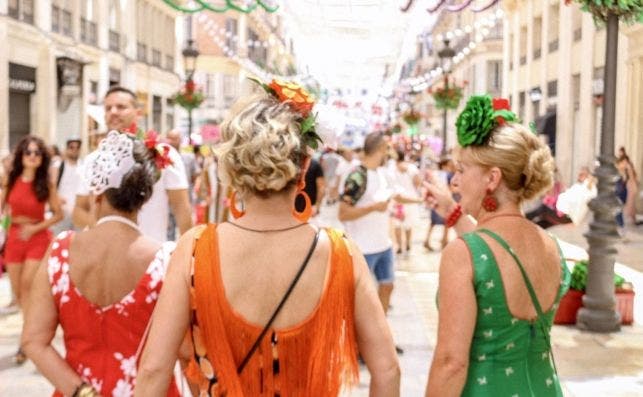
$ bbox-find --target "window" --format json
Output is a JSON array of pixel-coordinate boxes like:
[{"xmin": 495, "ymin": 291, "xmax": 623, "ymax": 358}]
[
  {"xmin": 52, "ymin": 1, "xmax": 72, "ymax": 37},
  {"xmin": 109, "ymin": 0, "xmax": 121, "ymax": 52},
  {"xmin": 548, "ymin": 4, "xmax": 559, "ymax": 53},
  {"xmin": 137, "ymin": 42, "xmax": 147, "ymax": 62},
  {"xmin": 487, "ymin": 60, "xmax": 501, "ymax": 94},
  {"xmin": 518, "ymin": 91, "xmax": 526, "ymax": 120},
  {"xmin": 152, "ymin": 96, "xmax": 162, "ymax": 132},
  {"xmin": 80, "ymin": 0, "xmax": 97, "ymax": 45},
  {"xmin": 206, "ymin": 74, "xmax": 216, "ymax": 107},
  {"xmin": 572, "ymin": 74, "xmax": 581, "ymax": 110},
  {"xmin": 9, "ymin": 0, "xmax": 34, "ymax": 24},
  {"xmin": 225, "ymin": 18, "xmax": 238, "ymax": 53},
  {"xmin": 152, "ymin": 49, "xmax": 162, "ymax": 67},
  {"xmin": 165, "ymin": 55, "xmax": 175, "ymax": 71},
  {"xmin": 223, "ymin": 75, "xmax": 236, "ymax": 107},
  {"xmin": 547, "ymin": 80, "xmax": 558, "ymax": 97},
  {"xmin": 533, "ymin": 16, "xmax": 542, "ymax": 59},
  {"xmin": 519, "ymin": 26, "xmax": 527, "ymax": 65},
  {"xmin": 572, "ymin": 7, "xmax": 582, "ymax": 41},
  {"xmin": 166, "ymin": 98, "xmax": 175, "ymax": 130}
]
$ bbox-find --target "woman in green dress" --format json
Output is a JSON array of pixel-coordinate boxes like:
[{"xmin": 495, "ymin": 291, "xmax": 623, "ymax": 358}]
[{"xmin": 424, "ymin": 95, "xmax": 570, "ymax": 397}]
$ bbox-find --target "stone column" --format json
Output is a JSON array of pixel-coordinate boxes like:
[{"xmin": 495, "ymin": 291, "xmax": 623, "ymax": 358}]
[
  {"xmin": 36, "ymin": 43, "xmax": 57, "ymax": 144},
  {"xmin": 540, "ymin": 1, "xmax": 549, "ymax": 111},
  {"xmin": 524, "ymin": 0, "xmax": 533, "ymax": 122},
  {"xmin": 578, "ymin": 13, "xmax": 596, "ymax": 170},
  {"xmin": 556, "ymin": 1, "xmax": 574, "ymax": 184},
  {"xmin": 511, "ymin": 11, "xmax": 520, "ymax": 107},
  {"xmin": 501, "ymin": 16, "xmax": 510, "ymax": 98}
]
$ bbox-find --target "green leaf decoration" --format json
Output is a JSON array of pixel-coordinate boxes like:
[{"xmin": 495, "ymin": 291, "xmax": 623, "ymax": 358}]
[
  {"xmin": 301, "ymin": 114, "xmax": 316, "ymax": 134},
  {"xmin": 455, "ymin": 95, "xmax": 496, "ymax": 147},
  {"xmin": 571, "ymin": 0, "xmax": 643, "ymax": 25},
  {"xmin": 571, "ymin": 260, "xmax": 627, "ymax": 291}
]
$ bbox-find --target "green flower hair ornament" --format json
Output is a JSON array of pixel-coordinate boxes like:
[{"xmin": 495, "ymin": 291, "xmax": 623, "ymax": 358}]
[{"xmin": 456, "ymin": 95, "xmax": 519, "ymax": 147}]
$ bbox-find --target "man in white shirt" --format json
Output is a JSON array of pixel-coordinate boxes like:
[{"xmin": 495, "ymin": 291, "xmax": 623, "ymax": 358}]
[
  {"xmin": 73, "ymin": 86, "xmax": 192, "ymax": 241},
  {"xmin": 339, "ymin": 133, "xmax": 395, "ymax": 308},
  {"xmin": 52, "ymin": 137, "xmax": 83, "ymax": 235}
]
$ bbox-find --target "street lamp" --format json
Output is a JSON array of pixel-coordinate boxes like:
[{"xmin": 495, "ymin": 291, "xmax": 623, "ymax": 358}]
[
  {"xmin": 437, "ymin": 39, "xmax": 455, "ymax": 156},
  {"xmin": 577, "ymin": 12, "xmax": 621, "ymax": 333},
  {"xmin": 182, "ymin": 38, "xmax": 199, "ymax": 145}
]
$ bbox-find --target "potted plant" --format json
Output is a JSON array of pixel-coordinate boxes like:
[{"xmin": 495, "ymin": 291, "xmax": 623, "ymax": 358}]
[
  {"xmin": 428, "ymin": 78, "xmax": 467, "ymax": 110},
  {"xmin": 173, "ymin": 80, "xmax": 204, "ymax": 111},
  {"xmin": 554, "ymin": 260, "xmax": 635, "ymax": 325},
  {"xmin": 402, "ymin": 109, "xmax": 422, "ymax": 126}
]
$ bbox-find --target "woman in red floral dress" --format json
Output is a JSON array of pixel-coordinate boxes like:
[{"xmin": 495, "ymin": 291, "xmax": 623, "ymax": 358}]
[{"xmin": 22, "ymin": 132, "xmax": 181, "ymax": 396}]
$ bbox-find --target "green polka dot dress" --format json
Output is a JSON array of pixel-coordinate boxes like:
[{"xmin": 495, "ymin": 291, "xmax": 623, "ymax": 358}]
[{"xmin": 460, "ymin": 230, "xmax": 570, "ymax": 397}]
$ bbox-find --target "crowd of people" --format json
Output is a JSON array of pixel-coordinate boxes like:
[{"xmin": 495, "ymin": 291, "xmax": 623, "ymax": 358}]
[{"xmin": 0, "ymin": 79, "xmax": 639, "ymax": 396}]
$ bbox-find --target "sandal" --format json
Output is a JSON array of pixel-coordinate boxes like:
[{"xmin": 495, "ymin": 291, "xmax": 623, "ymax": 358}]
[{"xmin": 14, "ymin": 348, "xmax": 27, "ymax": 365}]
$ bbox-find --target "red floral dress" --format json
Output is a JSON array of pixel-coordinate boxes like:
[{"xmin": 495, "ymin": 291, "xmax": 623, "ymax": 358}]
[{"xmin": 47, "ymin": 231, "xmax": 180, "ymax": 397}]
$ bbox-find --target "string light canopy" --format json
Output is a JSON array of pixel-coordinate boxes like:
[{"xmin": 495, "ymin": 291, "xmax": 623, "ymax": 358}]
[
  {"xmin": 162, "ymin": 0, "xmax": 278, "ymax": 14},
  {"xmin": 401, "ymin": 0, "xmax": 501, "ymax": 13}
]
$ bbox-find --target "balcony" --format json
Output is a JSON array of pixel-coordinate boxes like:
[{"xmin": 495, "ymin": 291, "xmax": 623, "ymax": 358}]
[
  {"xmin": 109, "ymin": 30, "xmax": 121, "ymax": 52},
  {"xmin": 80, "ymin": 18, "xmax": 97, "ymax": 45}
]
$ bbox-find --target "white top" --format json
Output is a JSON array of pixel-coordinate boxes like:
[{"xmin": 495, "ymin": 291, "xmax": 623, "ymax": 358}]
[
  {"xmin": 78, "ymin": 144, "xmax": 188, "ymax": 242},
  {"xmin": 388, "ymin": 162, "xmax": 420, "ymax": 199},
  {"xmin": 58, "ymin": 159, "xmax": 83, "ymax": 217},
  {"xmin": 341, "ymin": 166, "xmax": 393, "ymax": 255}
]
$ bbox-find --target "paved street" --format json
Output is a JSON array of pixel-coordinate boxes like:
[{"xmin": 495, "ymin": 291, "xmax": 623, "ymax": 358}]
[{"xmin": 1, "ymin": 217, "xmax": 642, "ymax": 396}]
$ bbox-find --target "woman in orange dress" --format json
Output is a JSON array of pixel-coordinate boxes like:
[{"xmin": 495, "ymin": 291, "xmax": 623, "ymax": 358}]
[
  {"xmin": 0, "ymin": 135, "xmax": 63, "ymax": 363},
  {"xmin": 22, "ymin": 132, "xmax": 181, "ymax": 396},
  {"xmin": 136, "ymin": 83, "xmax": 400, "ymax": 396}
]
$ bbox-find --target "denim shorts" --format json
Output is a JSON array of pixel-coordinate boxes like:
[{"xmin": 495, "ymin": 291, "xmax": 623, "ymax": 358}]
[{"xmin": 364, "ymin": 248, "xmax": 395, "ymax": 284}]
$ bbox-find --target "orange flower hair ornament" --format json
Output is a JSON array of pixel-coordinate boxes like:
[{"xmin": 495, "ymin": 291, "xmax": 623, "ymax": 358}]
[{"xmin": 250, "ymin": 77, "xmax": 322, "ymax": 150}]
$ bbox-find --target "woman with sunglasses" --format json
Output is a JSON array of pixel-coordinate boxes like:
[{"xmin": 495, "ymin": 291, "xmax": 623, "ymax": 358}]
[{"xmin": 0, "ymin": 135, "xmax": 63, "ymax": 364}]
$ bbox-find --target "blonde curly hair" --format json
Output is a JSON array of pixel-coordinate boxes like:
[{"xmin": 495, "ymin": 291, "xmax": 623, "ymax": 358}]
[
  {"xmin": 463, "ymin": 123, "xmax": 555, "ymax": 202},
  {"xmin": 215, "ymin": 93, "xmax": 307, "ymax": 197}
]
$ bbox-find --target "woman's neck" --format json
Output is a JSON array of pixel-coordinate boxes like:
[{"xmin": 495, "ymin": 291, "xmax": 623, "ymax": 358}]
[
  {"xmin": 476, "ymin": 203, "xmax": 523, "ymax": 226},
  {"xmin": 236, "ymin": 192, "xmax": 302, "ymax": 228},
  {"xmin": 21, "ymin": 168, "xmax": 36, "ymax": 180},
  {"xmin": 96, "ymin": 209, "xmax": 138, "ymax": 224}
]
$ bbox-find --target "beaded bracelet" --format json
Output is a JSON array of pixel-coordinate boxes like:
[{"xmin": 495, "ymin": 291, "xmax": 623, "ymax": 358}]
[
  {"xmin": 445, "ymin": 204, "xmax": 463, "ymax": 228},
  {"xmin": 72, "ymin": 383, "xmax": 99, "ymax": 397}
]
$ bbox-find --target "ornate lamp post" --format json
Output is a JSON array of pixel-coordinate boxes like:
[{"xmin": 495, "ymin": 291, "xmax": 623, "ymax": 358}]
[
  {"xmin": 437, "ymin": 39, "xmax": 455, "ymax": 156},
  {"xmin": 182, "ymin": 39, "xmax": 199, "ymax": 145},
  {"xmin": 577, "ymin": 11, "xmax": 622, "ymax": 333}
]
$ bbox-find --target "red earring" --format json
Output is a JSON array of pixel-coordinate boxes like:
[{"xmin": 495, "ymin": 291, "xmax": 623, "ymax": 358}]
[
  {"xmin": 229, "ymin": 191, "xmax": 246, "ymax": 219},
  {"xmin": 482, "ymin": 188, "xmax": 498, "ymax": 212},
  {"xmin": 292, "ymin": 181, "xmax": 312, "ymax": 223}
]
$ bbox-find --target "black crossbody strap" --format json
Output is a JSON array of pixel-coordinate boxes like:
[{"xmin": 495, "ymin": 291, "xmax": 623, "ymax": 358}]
[{"xmin": 236, "ymin": 229, "xmax": 321, "ymax": 374}]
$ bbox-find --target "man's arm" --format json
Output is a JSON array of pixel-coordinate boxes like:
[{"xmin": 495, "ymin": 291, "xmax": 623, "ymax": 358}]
[
  {"xmin": 314, "ymin": 176, "xmax": 325, "ymax": 214},
  {"xmin": 338, "ymin": 200, "xmax": 388, "ymax": 222},
  {"xmin": 167, "ymin": 189, "xmax": 193, "ymax": 235},
  {"xmin": 72, "ymin": 194, "xmax": 94, "ymax": 229}
]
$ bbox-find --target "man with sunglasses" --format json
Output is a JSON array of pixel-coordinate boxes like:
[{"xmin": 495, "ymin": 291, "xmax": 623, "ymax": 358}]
[{"xmin": 52, "ymin": 137, "xmax": 83, "ymax": 234}]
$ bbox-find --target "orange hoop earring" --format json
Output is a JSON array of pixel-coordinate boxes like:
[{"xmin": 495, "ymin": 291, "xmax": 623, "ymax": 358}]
[
  {"xmin": 229, "ymin": 191, "xmax": 246, "ymax": 219},
  {"xmin": 292, "ymin": 189, "xmax": 312, "ymax": 223}
]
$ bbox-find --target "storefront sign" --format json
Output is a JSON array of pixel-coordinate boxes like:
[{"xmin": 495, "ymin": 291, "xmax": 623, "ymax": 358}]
[{"xmin": 9, "ymin": 79, "xmax": 36, "ymax": 93}]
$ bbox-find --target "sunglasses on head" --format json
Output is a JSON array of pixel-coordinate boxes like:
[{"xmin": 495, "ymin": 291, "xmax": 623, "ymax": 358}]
[{"xmin": 24, "ymin": 149, "xmax": 42, "ymax": 157}]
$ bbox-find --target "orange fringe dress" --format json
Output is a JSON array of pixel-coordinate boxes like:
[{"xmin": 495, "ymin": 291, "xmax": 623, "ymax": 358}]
[{"xmin": 185, "ymin": 224, "xmax": 359, "ymax": 396}]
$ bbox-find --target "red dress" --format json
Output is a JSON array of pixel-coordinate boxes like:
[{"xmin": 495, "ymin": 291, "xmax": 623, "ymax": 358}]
[
  {"xmin": 47, "ymin": 231, "xmax": 180, "ymax": 397},
  {"xmin": 4, "ymin": 178, "xmax": 51, "ymax": 263}
]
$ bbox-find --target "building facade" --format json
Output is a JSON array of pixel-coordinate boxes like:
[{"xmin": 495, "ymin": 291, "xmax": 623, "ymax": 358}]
[
  {"xmin": 405, "ymin": 4, "xmax": 504, "ymax": 152},
  {"xmin": 1, "ymin": 0, "xmax": 183, "ymax": 155},
  {"xmin": 191, "ymin": 9, "xmax": 296, "ymax": 141},
  {"xmin": 503, "ymin": 0, "xmax": 643, "ymax": 187}
]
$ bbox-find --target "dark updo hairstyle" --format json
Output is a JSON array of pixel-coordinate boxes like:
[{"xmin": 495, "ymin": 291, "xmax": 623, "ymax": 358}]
[
  {"xmin": 103, "ymin": 137, "xmax": 159, "ymax": 213},
  {"xmin": 7, "ymin": 135, "xmax": 51, "ymax": 202}
]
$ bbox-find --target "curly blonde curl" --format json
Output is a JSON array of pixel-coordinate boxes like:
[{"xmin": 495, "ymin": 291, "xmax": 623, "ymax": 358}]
[
  {"xmin": 215, "ymin": 93, "xmax": 307, "ymax": 198},
  {"xmin": 464, "ymin": 123, "xmax": 555, "ymax": 202}
]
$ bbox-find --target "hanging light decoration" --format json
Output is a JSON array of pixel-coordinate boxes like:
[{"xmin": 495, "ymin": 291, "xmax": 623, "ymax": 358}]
[{"xmin": 163, "ymin": 0, "xmax": 278, "ymax": 14}]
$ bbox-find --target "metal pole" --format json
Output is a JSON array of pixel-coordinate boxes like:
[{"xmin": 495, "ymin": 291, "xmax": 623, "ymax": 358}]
[
  {"xmin": 577, "ymin": 12, "xmax": 621, "ymax": 333},
  {"xmin": 441, "ymin": 73, "xmax": 449, "ymax": 156},
  {"xmin": 188, "ymin": 104, "xmax": 193, "ymax": 146}
]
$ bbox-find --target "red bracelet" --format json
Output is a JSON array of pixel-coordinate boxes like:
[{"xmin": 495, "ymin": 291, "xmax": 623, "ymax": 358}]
[{"xmin": 445, "ymin": 204, "xmax": 463, "ymax": 228}]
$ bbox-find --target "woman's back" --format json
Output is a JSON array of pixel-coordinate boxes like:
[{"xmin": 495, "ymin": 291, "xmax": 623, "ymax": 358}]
[
  {"xmin": 186, "ymin": 224, "xmax": 359, "ymax": 396},
  {"xmin": 48, "ymin": 226, "xmax": 179, "ymax": 397},
  {"xmin": 461, "ymin": 218, "xmax": 570, "ymax": 397},
  {"xmin": 216, "ymin": 223, "xmax": 332, "ymax": 329}
]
